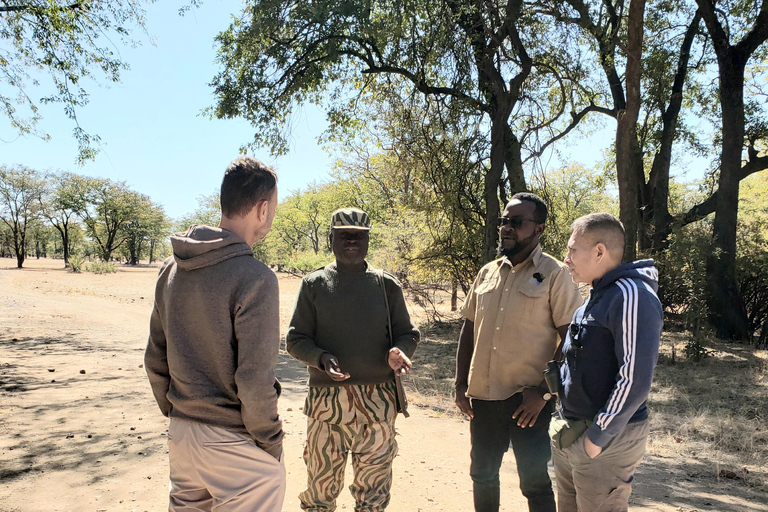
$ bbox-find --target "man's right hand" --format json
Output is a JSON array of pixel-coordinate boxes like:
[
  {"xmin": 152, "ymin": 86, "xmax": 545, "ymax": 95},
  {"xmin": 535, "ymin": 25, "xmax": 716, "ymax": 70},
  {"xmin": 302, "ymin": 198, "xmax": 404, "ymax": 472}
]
[
  {"xmin": 454, "ymin": 383, "xmax": 473, "ymax": 419},
  {"xmin": 320, "ymin": 353, "xmax": 351, "ymax": 382}
]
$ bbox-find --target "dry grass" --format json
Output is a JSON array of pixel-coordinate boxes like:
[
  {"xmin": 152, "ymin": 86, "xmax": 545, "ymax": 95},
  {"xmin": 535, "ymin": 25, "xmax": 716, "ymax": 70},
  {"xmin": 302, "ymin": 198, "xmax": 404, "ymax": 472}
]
[
  {"xmin": 649, "ymin": 331, "xmax": 768, "ymax": 489},
  {"xmin": 405, "ymin": 319, "xmax": 463, "ymax": 418}
]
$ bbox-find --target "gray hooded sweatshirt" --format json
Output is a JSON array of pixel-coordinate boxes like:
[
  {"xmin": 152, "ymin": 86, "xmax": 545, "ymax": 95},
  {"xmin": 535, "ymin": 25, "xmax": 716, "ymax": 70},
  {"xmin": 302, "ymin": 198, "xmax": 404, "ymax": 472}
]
[{"xmin": 144, "ymin": 225, "xmax": 283, "ymax": 459}]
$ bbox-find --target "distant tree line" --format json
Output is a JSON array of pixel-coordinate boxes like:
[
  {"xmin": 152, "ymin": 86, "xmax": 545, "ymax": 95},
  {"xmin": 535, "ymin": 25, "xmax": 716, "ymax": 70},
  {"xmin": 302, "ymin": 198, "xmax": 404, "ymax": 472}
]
[{"xmin": 0, "ymin": 166, "xmax": 172, "ymax": 269}]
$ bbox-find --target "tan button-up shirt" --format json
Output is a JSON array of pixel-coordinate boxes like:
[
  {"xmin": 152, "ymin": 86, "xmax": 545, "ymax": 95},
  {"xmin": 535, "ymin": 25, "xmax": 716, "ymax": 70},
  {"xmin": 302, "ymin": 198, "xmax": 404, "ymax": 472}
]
[{"xmin": 461, "ymin": 245, "xmax": 583, "ymax": 400}]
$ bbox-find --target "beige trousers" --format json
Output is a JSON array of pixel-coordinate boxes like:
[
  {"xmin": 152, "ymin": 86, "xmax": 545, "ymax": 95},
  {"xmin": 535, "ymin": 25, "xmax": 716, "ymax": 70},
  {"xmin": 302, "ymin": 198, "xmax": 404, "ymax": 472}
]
[
  {"xmin": 552, "ymin": 418, "xmax": 649, "ymax": 512},
  {"xmin": 167, "ymin": 417, "xmax": 285, "ymax": 512}
]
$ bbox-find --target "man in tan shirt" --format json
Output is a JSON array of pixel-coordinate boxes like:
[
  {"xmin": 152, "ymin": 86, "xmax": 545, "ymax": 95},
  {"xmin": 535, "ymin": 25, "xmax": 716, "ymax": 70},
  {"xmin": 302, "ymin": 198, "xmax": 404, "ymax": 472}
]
[{"xmin": 455, "ymin": 192, "xmax": 583, "ymax": 512}]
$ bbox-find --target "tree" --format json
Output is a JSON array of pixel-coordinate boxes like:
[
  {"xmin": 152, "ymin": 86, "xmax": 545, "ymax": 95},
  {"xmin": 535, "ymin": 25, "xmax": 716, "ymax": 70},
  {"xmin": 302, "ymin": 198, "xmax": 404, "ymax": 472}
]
[
  {"xmin": 176, "ymin": 191, "xmax": 220, "ymax": 231},
  {"xmin": 694, "ymin": 0, "xmax": 768, "ymax": 340},
  {"xmin": 550, "ymin": 0, "xmax": 707, "ymax": 260},
  {"xmin": 72, "ymin": 176, "xmax": 143, "ymax": 261},
  {"xmin": 145, "ymin": 203, "xmax": 171, "ymax": 264},
  {"xmin": 531, "ymin": 163, "xmax": 617, "ymax": 259},
  {"xmin": 122, "ymin": 194, "xmax": 169, "ymax": 265},
  {"xmin": 211, "ymin": 0, "xmax": 597, "ymax": 263},
  {"xmin": 276, "ymin": 183, "xmax": 335, "ymax": 255},
  {"xmin": 40, "ymin": 171, "xmax": 81, "ymax": 267},
  {"xmin": 0, "ymin": 165, "xmax": 44, "ymax": 267},
  {"xmin": 0, "ymin": 1, "xmax": 152, "ymax": 162},
  {"xmin": 27, "ymin": 220, "xmax": 53, "ymax": 258}
]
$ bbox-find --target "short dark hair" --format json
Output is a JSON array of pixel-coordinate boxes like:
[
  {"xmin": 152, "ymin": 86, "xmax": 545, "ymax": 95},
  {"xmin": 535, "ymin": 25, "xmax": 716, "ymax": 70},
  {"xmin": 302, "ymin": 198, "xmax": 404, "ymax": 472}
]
[
  {"xmin": 571, "ymin": 213, "xmax": 625, "ymax": 259},
  {"xmin": 220, "ymin": 156, "xmax": 277, "ymax": 218},
  {"xmin": 511, "ymin": 192, "xmax": 548, "ymax": 224}
]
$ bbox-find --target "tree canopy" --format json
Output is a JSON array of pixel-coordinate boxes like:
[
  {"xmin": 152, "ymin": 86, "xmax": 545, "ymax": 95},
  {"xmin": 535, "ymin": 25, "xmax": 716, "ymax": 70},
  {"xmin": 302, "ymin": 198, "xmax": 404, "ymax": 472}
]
[{"xmin": 0, "ymin": 0, "xmax": 151, "ymax": 162}]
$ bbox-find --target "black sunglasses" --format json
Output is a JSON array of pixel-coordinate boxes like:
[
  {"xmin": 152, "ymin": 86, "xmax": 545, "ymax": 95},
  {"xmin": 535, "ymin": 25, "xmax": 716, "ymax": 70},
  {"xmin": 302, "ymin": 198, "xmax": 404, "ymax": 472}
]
[{"xmin": 496, "ymin": 217, "xmax": 538, "ymax": 229}]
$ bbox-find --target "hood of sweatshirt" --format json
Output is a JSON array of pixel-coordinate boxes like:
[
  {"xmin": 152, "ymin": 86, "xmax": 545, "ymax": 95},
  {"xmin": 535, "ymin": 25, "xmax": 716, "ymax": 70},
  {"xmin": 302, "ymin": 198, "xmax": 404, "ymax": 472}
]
[
  {"xmin": 592, "ymin": 259, "xmax": 659, "ymax": 294},
  {"xmin": 170, "ymin": 225, "xmax": 254, "ymax": 271}
]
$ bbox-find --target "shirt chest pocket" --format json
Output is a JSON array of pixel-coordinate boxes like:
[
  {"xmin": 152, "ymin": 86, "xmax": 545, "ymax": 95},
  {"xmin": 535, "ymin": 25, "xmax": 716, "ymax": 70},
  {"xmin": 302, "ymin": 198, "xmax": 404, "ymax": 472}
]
[
  {"xmin": 475, "ymin": 275, "xmax": 501, "ymax": 312},
  {"xmin": 517, "ymin": 282, "xmax": 548, "ymax": 318}
]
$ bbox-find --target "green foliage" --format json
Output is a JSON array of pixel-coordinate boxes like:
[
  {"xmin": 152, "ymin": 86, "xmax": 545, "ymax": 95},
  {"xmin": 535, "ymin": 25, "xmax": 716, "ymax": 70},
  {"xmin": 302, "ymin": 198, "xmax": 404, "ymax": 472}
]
[
  {"xmin": 0, "ymin": 1, "xmax": 152, "ymax": 162},
  {"xmin": 68, "ymin": 254, "xmax": 84, "ymax": 273},
  {"xmin": 68, "ymin": 176, "xmax": 146, "ymax": 262},
  {"xmin": 683, "ymin": 335, "xmax": 712, "ymax": 362},
  {"xmin": 654, "ymin": 172, "xmax": 768, "ymax": 340},
  {"xmin": 86, "ymin": 260, "xmax": 117, "ymax": 274},
  {"xmin": 531, "ymin": 163, "xmax": 617, "ymax": 259},
  {"xmin": 736, "ymin": 173, "xmax": 768, "ymax": 336},
  {"xmin": 654, "ymin": 220, "xmax": 711, "ymax": 320},
  {"xmin": 119, "ymin": 195, "xmax": 171, "ymax": 264},
  {"xmin": 176, "ymin": 191, "xmax": 221, "ymax": 231},
  {"xmin": 284, "ymin": 251, "xmax": 331, "ymax": 274}
]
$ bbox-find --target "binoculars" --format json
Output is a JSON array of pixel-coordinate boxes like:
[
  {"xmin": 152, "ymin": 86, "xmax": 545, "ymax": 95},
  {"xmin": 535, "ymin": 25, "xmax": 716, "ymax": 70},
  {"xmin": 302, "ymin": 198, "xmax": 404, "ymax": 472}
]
[{"xmin": 543, "ymin": 359, "xmax": 562, "ymax": 398}]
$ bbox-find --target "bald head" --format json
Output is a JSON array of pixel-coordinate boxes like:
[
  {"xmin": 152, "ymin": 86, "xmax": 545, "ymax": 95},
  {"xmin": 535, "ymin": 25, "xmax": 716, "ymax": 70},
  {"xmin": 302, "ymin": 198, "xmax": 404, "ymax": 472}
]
[{"xmin": 571, "ymin": 213, "xmax": 625, "ymax": 261}]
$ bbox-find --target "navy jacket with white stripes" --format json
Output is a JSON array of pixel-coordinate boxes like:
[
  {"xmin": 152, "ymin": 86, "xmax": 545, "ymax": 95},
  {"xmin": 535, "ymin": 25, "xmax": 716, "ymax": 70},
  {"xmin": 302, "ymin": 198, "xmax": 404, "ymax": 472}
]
[{"xmin": 560, "ymin": 259, "xmax": 663, "ymax": 448}]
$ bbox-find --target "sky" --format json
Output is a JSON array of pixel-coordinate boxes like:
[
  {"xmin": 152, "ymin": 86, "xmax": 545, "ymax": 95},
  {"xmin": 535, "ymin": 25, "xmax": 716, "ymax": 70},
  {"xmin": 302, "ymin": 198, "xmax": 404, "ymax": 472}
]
[
  {"xmin": 0, "ymin": 1, "xmax": 709, "ymax": 222},
  {"xmin": 0, "ymin": 1, "xmax": 335, "ymax": 220}
]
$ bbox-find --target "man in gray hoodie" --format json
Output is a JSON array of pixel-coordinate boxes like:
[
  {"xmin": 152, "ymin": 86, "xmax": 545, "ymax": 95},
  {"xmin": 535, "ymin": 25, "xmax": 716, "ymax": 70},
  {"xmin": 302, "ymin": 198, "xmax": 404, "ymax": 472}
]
[{"xmin": 145, "ymin": 156, "xmax": 285, "ymax": 512}]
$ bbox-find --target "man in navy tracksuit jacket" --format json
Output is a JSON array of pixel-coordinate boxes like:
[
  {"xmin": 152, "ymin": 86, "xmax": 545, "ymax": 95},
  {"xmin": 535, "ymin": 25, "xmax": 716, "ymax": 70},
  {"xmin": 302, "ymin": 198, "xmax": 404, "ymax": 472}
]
[{"xmin": 554, "ymin": 213, "xmax": 663, "ymax": 512}]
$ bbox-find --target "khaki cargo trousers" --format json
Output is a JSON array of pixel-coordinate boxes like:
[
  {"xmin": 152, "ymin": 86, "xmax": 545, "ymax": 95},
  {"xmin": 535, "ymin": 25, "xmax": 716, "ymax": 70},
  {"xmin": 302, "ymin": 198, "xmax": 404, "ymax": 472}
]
[{"xmin": 552, "ymin": 418, "xmax": 650, "ymax": 512}]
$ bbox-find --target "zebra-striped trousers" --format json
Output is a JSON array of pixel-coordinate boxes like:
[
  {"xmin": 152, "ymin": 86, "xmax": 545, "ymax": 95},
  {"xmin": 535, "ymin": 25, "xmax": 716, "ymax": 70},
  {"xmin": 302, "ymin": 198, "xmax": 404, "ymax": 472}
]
[{"xmin": 299, "ymin": 416, "xmax": 398, "ymax": 512}]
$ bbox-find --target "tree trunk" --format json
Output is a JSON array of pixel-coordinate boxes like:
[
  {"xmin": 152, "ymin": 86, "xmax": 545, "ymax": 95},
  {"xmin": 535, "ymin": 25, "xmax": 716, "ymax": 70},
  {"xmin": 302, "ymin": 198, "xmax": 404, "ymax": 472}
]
[
  {"xmin": 63, "ymin": 231, "xmax": 70, "ymax": 267},
  {"xmin": 705, "ymin": 64, "xmax": 751, "ymax": 340},
  {"xmin": 14, "ymin": 229, "xmax": 25, "ymax": 268},
  {"xmin": 758, "ymin": 315, "xmax": 768, "ymax": 349},
  {"xmin": 484, "ymin": 114, "xmax": 507, "ymax": 264},
  {"xmin": 694, "ymin": 0, "xmax": 768, "ymax": 340},
  {"xmin": 615, "ymin": 0, "xmax": 646, "ymax": 262}
]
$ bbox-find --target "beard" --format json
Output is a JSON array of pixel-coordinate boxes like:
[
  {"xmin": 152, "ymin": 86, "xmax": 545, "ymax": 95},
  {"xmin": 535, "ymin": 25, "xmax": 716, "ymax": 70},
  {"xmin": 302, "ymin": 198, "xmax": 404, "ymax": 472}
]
[{"xmin": 497, "ymin": 231, "xmax": 537, "ymax": 259}]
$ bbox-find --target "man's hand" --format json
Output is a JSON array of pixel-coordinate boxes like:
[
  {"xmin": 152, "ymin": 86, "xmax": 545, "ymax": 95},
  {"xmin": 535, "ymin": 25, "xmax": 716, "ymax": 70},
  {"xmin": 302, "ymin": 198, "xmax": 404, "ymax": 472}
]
[
  {"xmin": 319, "ymin": 353, "xmax": 350, "ymax": 382},
  {"xmin": 388, "ymin": 347, "xmax": 412, "ymax": 375},
  {"xmin": 584, "ymin": 435, "xmax": 602, "ymax": 458},
  {"xmin": 454, "ymin": 383, "xmax": 474, "ymax": 419},
  {"xmin": 512, "ymin": 388, "xmax": 548, "ymax": 428}
]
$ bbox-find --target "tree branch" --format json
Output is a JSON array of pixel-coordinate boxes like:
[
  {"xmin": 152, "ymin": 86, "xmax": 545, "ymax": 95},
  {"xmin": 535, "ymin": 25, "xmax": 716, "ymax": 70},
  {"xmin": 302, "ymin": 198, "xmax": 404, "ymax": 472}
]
[
  {"xmin": 0, "ymin": 3, "xmax": 80, "ymax": 13},
  {"xmin": 679, "ymin": 154, "xmax": 768, "ymax": 225}
]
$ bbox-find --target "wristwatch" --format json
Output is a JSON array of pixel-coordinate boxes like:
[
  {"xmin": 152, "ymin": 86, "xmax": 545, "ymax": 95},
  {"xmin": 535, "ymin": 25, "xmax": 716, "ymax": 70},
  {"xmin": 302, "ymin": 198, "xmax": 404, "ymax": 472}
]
[{"xmin": 536, "ymin": 387, "xmax": 553, "ymax": 401}]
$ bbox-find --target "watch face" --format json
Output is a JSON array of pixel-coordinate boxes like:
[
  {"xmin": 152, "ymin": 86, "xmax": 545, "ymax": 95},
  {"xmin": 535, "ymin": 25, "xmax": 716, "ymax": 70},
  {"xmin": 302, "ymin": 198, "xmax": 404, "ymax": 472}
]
[{"xmin": 542, "ymin": 392, "xmax": 552, "ymax": 401}]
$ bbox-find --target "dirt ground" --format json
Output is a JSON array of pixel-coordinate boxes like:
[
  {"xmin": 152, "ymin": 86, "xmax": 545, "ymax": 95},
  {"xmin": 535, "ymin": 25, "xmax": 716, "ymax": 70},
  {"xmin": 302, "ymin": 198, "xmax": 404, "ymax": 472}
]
[{"xmin": 1, "ymin": 258, "xmax": 765, "ymax": 512}]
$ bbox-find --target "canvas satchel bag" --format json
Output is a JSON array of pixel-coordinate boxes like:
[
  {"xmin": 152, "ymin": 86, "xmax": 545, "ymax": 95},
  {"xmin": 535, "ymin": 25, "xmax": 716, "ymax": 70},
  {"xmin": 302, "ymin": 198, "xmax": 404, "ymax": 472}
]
[{"xmin": 376, "ymin": 269, "xmax": 410, "ymax": 418}]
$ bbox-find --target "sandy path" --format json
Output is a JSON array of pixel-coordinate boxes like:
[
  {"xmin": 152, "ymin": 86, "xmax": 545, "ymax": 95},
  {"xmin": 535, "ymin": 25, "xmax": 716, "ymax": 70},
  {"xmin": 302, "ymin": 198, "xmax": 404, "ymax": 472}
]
[{"xmin": 1, "ymin": 259, "xmax": 765, "ymax": 512}]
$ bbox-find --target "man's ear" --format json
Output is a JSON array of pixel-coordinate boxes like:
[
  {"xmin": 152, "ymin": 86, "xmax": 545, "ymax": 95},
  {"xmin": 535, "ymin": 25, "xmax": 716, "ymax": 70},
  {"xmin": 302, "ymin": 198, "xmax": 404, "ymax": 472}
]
[
  {"xmin": 535, "ymin": 222, "xmax": 545, "ymax": 237},
  {"xmin": 595, "ymin": 242, "xmax": 607, "ymax": 262},
  {"xmin": 254, "ymin": 199, "xmax": 269, "ymax": 221}
]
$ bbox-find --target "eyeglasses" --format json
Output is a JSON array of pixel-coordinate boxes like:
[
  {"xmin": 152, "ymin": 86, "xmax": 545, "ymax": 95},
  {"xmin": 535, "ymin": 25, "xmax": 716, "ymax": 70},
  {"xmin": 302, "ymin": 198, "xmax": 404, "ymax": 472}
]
[{"xmin": 497, "ymin": 217, "xmax": 538, "ymax": 229}]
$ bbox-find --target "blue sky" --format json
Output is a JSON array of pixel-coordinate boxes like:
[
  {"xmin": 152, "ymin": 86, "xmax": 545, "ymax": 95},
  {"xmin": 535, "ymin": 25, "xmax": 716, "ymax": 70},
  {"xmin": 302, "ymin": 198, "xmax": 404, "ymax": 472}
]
[{"xmin": 0, "ymin": 1, "xmax": 334, "ymax": 220}]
